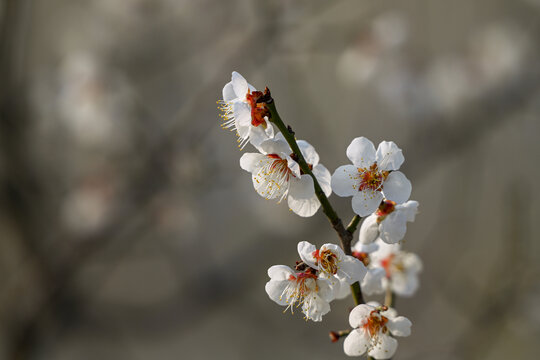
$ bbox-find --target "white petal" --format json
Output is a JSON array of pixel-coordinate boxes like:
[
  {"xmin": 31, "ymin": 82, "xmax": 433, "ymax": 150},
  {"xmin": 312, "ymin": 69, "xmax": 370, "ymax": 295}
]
[
  {"xmin": 286, "ymin": 155, "xmax": 301, "ymax": 178},
  {"xmin": 331, "ymin": 165, "xmax": 358, "ymax": 197},
  {"xmin": 376, "ymin": 141, "xmax": 404, "ymax": 171},
  {"xmin": 233, "ymin": 102, "xmax": 251, "ymax": 127},
  {"xmin": 365, "ymin": 302, "xmax": 382, "ymax": 311},
  {"xmin": 396, "ymin": 200, "xmax": 419, "ymax": 222},
  {"xmin": 381, "ymin": 308, "xmax": 397, "ymax": 320},
  {"xmin": 302, "ymin": 293, "xmax": 330, "ymax": 322},
  {"xmin": 289, "ymin": 174, "xmax": 314, "ymax": 199},
  {"xmin": 404, "ymin": 253, "xmax": 423, "ymax": 273},
  {"xmin": 297, "ymin": 140, "xmax": 320, "ymax": 166},
  {"xmin": 337, "ymin": 256, "xmax": 368, "ymax": 285},
  {"xmin": 231, "ymin": 71, "xmax": 248, "ymax": 99},
  {"xmin": 248, "ymin": 125, "xmax": 273, "ymax": 148},
  {"xmin": 380, "ymin": 307, "xmax": 398, "ymax": 320},
  {"xmin": 358, "ymin": 214, "xmax": 380, "ymax": 244},
  {"xmin": 346, "ymin": 137, "xmax": 377, "ymax": 168},
  {"xmin": 353, "ymin": 241, "xmax": 379, "ymax": 253},
  {"xmin": 239, "ymin": 153, "xmax": 266, "ymax": 173},
  {"xmin": 343, "ymin": 329, "xmax": 370, "ymax": 357},
  {"xmin": 349, "ymin": 304, "xmax": 374, "ymax": 328},
  {"xmin": 317, "ymin": 278, "xmax": 336, "ymax": 302},
  {"xmin": 274, "ymin": 131, "xmax": 287, "ymax": 142},
  {"xmin": 233, "ymin": 102, "xmax": 251, "ymax": 138},
  {"xmin": 222, "ymin": 81, "xmax": 237, "ymax": 102},
  {"xmin": 352, "ymin": 189, "xmax": 384, "ymax": 217},
  {"xmin": 387, "ymin": 316, "xmax": 412, "ymax": 337},
  {"xmin": 368, "ymin": 333, "xmax": 398, "ymax": 359},
  {"xmin": 382, "ymin": 171, "xmax": 411, "ymax": 204},
  {"xmin": 334, "ymin": 278, "xmax": 352, "ymax": 300},
  {"xmin": 288, "ymin": 175, "xmax": 318, "ymax": 217},
  {"xmin": 379, "ymin": 212, "xmax": 407, "ymax": 244},
  {"xmin": 265, "ymin": 280, "xmax": 289, "ymax": 306},
  {"xmin": 259, "ymin": 135, "xmax": 289, "ymax": 155},
  {"xmin": 313, "ymin": 164, "xmax": 332, "ymax": 197},
  {"xmin": 297, "ymin": 241, "xmax": 318, "ymax": 269},
  {"xmin": 288, "ymin": 195, "xmax": 321, "ymax": 217},
  {"xmin": 264, "ymin": 122, "xmax": 275, "ymax": 138},
  {"xmin": 391, "ymin": 272, "xmax": 418, "ymax": 297},
  {"xmin": 267, "ymin": 265, "xmax": 294, "ymax": 280},
  {"xmin": 361, "ymin": 267, "xmax": 386, "ymax": 295}
]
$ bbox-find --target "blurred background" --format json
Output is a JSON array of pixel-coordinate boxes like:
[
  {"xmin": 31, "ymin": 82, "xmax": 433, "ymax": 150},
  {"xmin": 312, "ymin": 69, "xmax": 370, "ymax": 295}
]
[{"xmin": 0, "ymin": 0, "xmax": 539, "ymax": 359}]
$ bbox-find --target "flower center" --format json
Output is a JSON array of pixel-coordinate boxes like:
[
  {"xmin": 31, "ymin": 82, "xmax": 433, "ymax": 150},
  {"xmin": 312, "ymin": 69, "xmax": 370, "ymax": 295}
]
[
  {"xmin": 363, "ymin": 310, "xmax": 389, "ymax": 337},
  {"xmin": 380, "ymin": 254, "xmax": 394, "ymax": 278},
  {"xmin": 313, "ymin": 249, "xmax": 339, "ymax": 275},
  {"xmin": 246, "ymin": 90, "xmax": 269, "ymax": 128},
  {"xmin": 254, "ymin": 154, "xmax": 293, "ymax": 201},
  {"xmin": 352, "ymin": 251, "xmax": 370, "ymax": 266},
  {"xmin": 282, "ymin": 269, "xmax": 319, "ymax": 313},
  {"xmin": 376, "ymin": 199, "xmax": 396, "ymax": 222},
  {"xmin": 381, "ymin": 254, "xmax": 406, "ymax": 278},
  {"xmin": 357, "ymin": 163, "xmax": 389, "ymax": 192}
]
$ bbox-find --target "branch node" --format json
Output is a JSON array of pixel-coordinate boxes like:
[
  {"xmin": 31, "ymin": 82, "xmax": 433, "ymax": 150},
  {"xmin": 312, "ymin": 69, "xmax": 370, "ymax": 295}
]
[{"xmin": 287, "ymin": 125, "xmax": 295, "ymax": 136}]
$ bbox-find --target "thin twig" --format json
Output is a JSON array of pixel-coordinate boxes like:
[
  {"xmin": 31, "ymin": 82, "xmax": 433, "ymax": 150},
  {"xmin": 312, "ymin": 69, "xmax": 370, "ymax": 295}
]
[
  {"xmin": 346, "ymin": 215, "xmax": 361, "ymax": 235},
  {"xmin": 384, "ymin": 287, "xmax": 395, "ymax": 308}
]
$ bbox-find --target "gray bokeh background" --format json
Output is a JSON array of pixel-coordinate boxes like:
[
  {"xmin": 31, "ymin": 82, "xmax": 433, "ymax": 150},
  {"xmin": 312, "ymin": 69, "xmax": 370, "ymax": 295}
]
[{"xmin": 1, "ymin": 0, "xmax": 539, "ymax": 359}]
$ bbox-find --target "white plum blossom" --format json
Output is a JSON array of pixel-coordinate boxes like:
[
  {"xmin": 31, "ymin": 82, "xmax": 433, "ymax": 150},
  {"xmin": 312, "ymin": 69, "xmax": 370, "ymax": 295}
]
[
  {"xmin": 240, "ymin": 133, "xmax": 332, "ymax": 217},
  {"xmin": 265, "ymin": 265, "xmax": 335, "ymax": 322},
  {"xmin": 359, "ymin": 199, "xmax": 419, "ymax": 245},
  {"xmin": 219, "ymin": 71, "xmax": 274, "ymax": 148},
  {"xmin": 344, "ymin": 302, "xmax": 411, "ymax": 359},
  {"xmin": 331, "ymin": 137, "xmax": 412, "ymax": 216},
  {"xmin": 297, "ymin": 241, "xmax": 367, "ymax": 285},
  {"xmin": 369, "ymin": 239, "xmax": 422, "ymax": 297}
]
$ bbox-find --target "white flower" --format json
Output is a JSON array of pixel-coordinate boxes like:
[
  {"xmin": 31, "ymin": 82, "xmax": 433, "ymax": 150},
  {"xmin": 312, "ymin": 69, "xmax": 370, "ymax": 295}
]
[
  {"xmin": 359, "ymin": 200, "xmax": 419, "ymax": 244},
  {"xmin": 344, "ymin": 302, "xmax": 412, "ymax": 359},
  {"xmin": 361, "ymin": 267, "xmax": 387, "ymax": 296},
  {"xmin": 297, "ymin": 241, "xmax": 367, "ymax": 285},
  {"xmin": 265, "ymin": 265, "xmax": 335, "ymax": 322},
  {"xmin": 331, "ymin": 137, "xmax": 412, "ymax": 216},
  {"xmin": 239, "ymin": 133, "xmax": 332, "ymax": 217},
  {"xmin": 369, "ymin": 239, "xmax": 422, "ymax": 297},
  {"xmin": 219, "ymin": 71, "xmax": 274, "ymax": 148}
]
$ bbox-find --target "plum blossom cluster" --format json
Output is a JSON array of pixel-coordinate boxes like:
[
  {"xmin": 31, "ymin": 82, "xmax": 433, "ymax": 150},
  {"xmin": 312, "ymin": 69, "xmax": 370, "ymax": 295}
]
[
  {"xmin": 266, "ymin": 241, "xmax": 367, "ymax": 322},
  {"xmin": 220, "ymin": 72, "xmax": 331, "ymax": 217},
  {"xmin": 219, "ymin": 71, "xmax": 422, "ymax": 359}
]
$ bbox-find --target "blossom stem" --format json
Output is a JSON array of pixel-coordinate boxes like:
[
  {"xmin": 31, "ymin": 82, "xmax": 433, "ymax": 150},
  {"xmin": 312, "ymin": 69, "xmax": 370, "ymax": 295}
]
[
  {"xmin": 329, "ymin": 329, "xmax": 352, "ymax": 343},
  {"xmin": 384, "ymin": 287, "xmax": 396, "ymax": 308},
  {"xmin": 350, "ymin": 282, "xmax": 364, "ymax": 305},
  {"xmin": 346, "ymin": 215, "xmax": 361, "ymax": 234},
  {"xmin": 264, "ymin": 93, "xmax": 365, "ymax": 305},
  {"xmin": 381, "ymin": 289, "xmax": 396, "ymax": 360}
]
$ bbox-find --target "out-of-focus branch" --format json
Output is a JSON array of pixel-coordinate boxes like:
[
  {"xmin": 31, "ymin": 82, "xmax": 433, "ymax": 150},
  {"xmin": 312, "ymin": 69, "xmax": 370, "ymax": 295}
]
[{"xmin": 405, "ymin": 68, "xmax": 540, "ymax": 179}]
